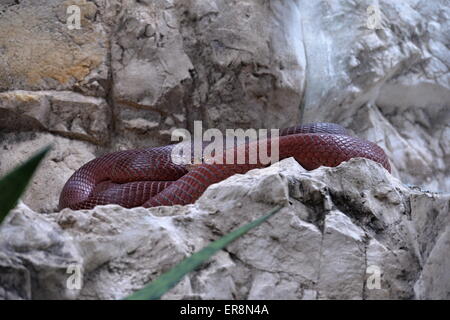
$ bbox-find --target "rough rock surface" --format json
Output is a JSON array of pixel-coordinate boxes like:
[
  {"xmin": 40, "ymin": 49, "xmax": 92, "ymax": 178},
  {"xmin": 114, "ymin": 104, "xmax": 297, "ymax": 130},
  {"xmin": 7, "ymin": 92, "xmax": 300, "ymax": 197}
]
[
  {"xmin": 0, "ymin": 91, "xmax": 111, "ymax": 145},
  {"xmin": 298, "ymin": 0, "xmax": 450, "ymax": 192},
  {"xmin": 0, "ymin": 0, "xmax": 109, "ymax": 96},
  {"xmin": 0, "ymin": 132, "xmax": 97, "ymax": 213},
  {"xmin": 0, "ymin": 0, "xmax": 448, "ymax": 300},
  {"xmin": 0, "ymin": 158, "xmax": 448, "ymax": 300}
]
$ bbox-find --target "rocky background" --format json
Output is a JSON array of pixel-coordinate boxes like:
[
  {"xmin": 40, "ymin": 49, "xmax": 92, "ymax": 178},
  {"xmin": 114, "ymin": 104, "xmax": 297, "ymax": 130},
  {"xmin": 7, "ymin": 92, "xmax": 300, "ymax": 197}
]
[{"xmin": 0, "ymin": 0, "xmax": 449, "ymax": 299}]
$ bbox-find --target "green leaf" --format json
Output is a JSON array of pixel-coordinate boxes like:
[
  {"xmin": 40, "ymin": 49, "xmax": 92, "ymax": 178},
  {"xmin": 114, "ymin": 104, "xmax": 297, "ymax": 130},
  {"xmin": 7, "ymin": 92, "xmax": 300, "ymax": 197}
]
[
  {"xmin": 125, "ymin": 204, "xmax": 283, "ymax": 300},
  {"xmin": 0, "ymin": 145, "xmax": 51, "ymax": 224}
]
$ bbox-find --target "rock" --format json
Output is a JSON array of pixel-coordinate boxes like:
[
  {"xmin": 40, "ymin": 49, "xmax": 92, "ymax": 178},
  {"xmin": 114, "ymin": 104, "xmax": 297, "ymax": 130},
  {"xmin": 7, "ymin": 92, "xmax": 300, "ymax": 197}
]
[
  {"xmin": 317, "ymin": 210, "xmax": 366, "ymax": 299},
  {"xmin": 297, "ymin": 0, "xmax": 450, "ymax": 191},
  {"xmin": 110, "ymin": 0, "xmax": 305, "ymax": 148},
  {"xmin": 411, "ymin": 191, "xmax": 450, "ymax": 299},
  {"xmin": 0, "ymin": 91, "xmax": 112, "ymax": 145},
  {"xmin": 172, "ymin": 0, "xmax": 306, "ymax": 130},
  {"xmin": 0, "ymin": 158, "xmax": 448, "ymax": 300},
  {"xmin": 0, "ymin": 132, "xmax": 97, "ymax": 212},
  {"xmin": 0, "ymin": 0, "xmax": 109, "ymax": 96},
  {"xmin": 0, "ymin": 202, "xmax": 82, "ymax": 300}
]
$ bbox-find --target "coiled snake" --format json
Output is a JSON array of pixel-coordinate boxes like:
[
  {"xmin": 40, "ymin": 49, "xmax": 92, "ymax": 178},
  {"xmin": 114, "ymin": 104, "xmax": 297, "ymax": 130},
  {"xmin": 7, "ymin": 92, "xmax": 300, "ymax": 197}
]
[{"xmin": 59, "ymin": 123, "xmax": 391, "ymax": 210}]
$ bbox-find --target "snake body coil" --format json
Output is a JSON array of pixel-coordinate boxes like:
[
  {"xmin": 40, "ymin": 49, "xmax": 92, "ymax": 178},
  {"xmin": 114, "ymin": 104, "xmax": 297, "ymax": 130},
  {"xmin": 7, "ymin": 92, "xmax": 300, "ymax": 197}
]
[{"xmin": 59, "ymin": 123, "xmax": 391, "ymax": 210}]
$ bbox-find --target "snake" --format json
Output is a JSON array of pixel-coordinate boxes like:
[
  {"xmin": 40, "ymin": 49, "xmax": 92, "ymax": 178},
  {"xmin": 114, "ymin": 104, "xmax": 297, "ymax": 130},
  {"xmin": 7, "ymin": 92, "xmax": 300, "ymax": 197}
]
[{"xmin": 58, "ymin": 123, "xmax": 391, "ymax": 210}]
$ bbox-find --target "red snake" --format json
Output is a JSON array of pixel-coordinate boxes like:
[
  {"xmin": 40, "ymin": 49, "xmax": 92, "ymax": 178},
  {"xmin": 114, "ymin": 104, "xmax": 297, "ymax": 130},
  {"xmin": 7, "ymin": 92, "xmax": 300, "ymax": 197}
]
[{"xmin": 59, "ymin": 123, "xmax": 391, "ymax": 210}]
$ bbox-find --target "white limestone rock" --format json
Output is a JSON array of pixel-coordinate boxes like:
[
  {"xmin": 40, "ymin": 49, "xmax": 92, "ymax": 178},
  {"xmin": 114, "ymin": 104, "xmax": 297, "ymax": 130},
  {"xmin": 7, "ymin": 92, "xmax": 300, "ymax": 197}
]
[{"xmin": 0, "ymin": 158, "xmax": 448, "ymax": 300}]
